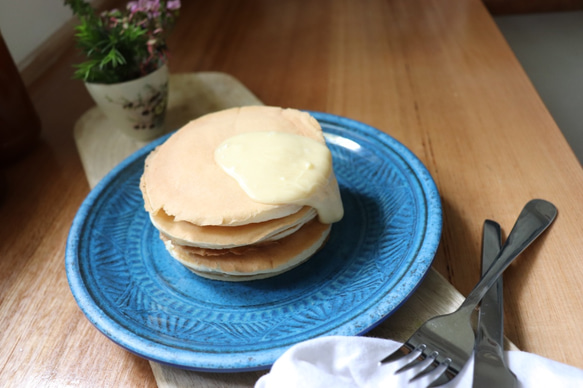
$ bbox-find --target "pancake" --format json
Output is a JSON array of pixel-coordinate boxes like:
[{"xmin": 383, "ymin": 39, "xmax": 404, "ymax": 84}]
[
  {"xmin": 161, "ymin": 218, "xmax": 331, "ymax": 281},
  {"xmin": 140, "ymin": 106, "xmax": 326, "ymax": 226},
  {"xmin": 151, "ymin": 206, "xmax": 317, "ymax": 249},
  {"xmin": 140, "ymin": 106, "xmax": 343, "ymax": 281}
]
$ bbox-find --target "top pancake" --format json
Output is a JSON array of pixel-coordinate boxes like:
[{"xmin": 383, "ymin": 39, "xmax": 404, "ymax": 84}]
[{"xmin": 140, "ymin": 106, "xmax": 327, "ymax": 226}]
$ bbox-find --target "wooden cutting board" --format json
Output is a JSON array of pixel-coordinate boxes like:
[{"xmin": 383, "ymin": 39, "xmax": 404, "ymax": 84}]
[{"xmin": 73, "ymin": 72, "xmax": 517, "ymax": 387}]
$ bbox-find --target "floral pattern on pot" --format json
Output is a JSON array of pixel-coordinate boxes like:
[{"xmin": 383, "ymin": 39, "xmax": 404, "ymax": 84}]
[{"xmin": 108, "ymin": 81, "xmax": 169, "ymax": 131}]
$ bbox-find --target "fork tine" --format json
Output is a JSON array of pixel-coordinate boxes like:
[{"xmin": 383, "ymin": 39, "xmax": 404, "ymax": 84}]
[
  {"xmin": 379, "ymin": 343, "xmax": 417, "ymax": 364},
  {"xmin": 409, "ymin": 354, "xmax": 453, "ymax": 385},
  {"xmin": 378, "ymin": 347, "xmax": 407, "ymax": 364},
  {"xmin": 392, "ymin": 345, "xmax": 431, "ymax": 374},
  {"xmin": 426, "ymin": 366, "xmax": 457, "ymax": 387},
  {"xmin": 394, "ymin": 356, "xmax": 429, "ymax": 374},
  {"xmin": 407, "ymin": 352, "xmax": 440, "ymax": 380}
]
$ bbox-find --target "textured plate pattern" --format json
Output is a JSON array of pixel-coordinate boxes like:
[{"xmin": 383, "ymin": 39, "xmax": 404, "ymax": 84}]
[{"xmin": 66, "ymin": 111, "xmax": 442, "ymax": 371}]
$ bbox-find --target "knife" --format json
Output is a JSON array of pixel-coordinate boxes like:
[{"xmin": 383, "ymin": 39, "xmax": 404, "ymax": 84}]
[{"xmin": 473, "ymin": 220, "xmax": 518, "ymax": 387}]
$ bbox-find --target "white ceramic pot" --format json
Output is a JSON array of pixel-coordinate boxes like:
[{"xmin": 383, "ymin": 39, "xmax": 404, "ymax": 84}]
[{"xmin": 84, "ymin": 64, "xmax": 169, "ymax": 141}]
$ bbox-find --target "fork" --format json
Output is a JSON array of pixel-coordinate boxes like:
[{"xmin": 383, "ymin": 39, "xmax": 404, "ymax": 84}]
[{"xmin": 379, "ymin": 199, "xmax": 557, "ymax": 386}]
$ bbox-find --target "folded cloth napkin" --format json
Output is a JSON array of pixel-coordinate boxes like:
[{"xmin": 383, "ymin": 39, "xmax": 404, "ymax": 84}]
[{"xmin": 255, "ymin": 336, "xmax": 583, "ymax": 388}]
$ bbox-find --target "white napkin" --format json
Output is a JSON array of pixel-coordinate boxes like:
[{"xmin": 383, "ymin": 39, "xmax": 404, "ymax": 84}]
[{"xmin": 255, "ymin": 336, "xmax": 583, "ymax": 388}]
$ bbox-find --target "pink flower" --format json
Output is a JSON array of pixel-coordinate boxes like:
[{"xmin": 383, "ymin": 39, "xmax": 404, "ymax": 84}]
[
  {"xmin": 127, "ymin": 1, "xmax": 139, "ymax": 13},
  {"xmin": 167, "ymin": 0, "xmax": 181, "ymax": 10},
  {"xmin": 127, "ymin": 0, "xmax": 160, "ymax": 14}
]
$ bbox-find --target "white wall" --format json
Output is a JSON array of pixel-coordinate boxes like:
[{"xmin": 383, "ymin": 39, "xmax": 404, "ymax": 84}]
[
  {"xmin": 496, "ymin": 11, "xmax": 583, "ymax": 165},
  {"xmin": 0, "ymin": 0, "xmax": 72, "ymax": 66}
]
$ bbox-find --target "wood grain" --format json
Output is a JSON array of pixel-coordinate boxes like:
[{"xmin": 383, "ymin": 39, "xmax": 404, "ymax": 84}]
[{"xmin": 2, "ymin": 0, "xmax": 583, "ymax": 386}]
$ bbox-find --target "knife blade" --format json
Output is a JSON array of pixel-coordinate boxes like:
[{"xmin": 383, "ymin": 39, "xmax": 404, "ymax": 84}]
[{"xmin": 472, "ymin": 220, "xmax": 518, "ymax": 387}]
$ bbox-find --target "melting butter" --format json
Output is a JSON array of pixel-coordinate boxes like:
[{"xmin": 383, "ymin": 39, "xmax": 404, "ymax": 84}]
[{"xmin": 214, "ymin": 131, "xmax": 343, "ymax": 223}]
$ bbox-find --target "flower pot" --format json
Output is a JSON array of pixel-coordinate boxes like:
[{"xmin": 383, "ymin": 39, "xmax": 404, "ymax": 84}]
[{"xmin": 84, "ymin": 64, "xmax": 169, "ymax": 141}]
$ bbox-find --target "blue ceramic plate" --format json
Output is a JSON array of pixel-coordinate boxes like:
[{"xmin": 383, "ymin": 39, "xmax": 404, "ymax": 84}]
[{"xmin": 66, "ymin": 112, "xmax": 442, "ymax": 372}]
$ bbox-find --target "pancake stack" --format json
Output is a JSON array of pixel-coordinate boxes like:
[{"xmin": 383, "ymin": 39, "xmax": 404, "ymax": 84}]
[{"xmin": 140, "ymin": 106, "xmax": 343, "ymax": 281}]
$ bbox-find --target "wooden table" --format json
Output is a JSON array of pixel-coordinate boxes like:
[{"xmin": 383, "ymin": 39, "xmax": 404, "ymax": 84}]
[{"xmin": 2, "ymin": 0, "xmax": 583, "ymax": 386}]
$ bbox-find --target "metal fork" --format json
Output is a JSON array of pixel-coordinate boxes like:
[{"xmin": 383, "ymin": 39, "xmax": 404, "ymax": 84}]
[{"xmin": 379, "ymin": 199, "xmax": 557, "ymax": 386}]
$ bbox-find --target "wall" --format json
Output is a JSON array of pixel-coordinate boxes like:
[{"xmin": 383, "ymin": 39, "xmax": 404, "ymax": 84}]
[
  {"xmin": 496, "ymin": 11, "xmax": 583, "ymax": 165},
  {"xmin": 0, "ymin": 0, "xmax": 72, "ymax": 66}
]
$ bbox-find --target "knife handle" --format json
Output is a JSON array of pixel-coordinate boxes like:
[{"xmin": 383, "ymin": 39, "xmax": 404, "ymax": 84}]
[{"xmin": 478, "ymin": 220, "xmax": 503, "ymax": 346}]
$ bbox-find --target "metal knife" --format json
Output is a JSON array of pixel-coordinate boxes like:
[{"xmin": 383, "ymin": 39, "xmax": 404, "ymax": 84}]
[{"xmin": 473, "ymin": 220, "xmax": 518, "ymax": 387}]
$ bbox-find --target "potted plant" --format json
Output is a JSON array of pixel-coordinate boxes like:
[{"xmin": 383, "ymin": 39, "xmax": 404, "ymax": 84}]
[{"xmin": 65, "ymin": 0, "xmax": 181, "ymax": 140}]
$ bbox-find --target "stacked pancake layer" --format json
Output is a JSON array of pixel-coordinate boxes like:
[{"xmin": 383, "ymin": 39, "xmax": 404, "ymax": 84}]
[{"xmin": 140, "ymin": 106, "xmax": 341, "ymax": 281}]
